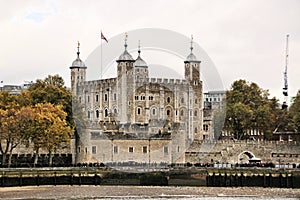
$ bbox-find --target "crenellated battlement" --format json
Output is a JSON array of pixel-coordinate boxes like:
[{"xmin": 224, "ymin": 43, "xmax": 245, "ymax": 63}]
[
  {"xmin": 78, "ymin": 78, "xmax": 117, "ymax": 87},
  {"xmin": 148, "ymin": 78, "xmax": 188, "ymax": 85}
]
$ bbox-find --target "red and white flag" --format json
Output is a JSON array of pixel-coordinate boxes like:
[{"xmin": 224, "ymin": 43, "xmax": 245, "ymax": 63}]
[{"xmin": 101, "ymin": 32, "xmax": 108, "ymax": 43}]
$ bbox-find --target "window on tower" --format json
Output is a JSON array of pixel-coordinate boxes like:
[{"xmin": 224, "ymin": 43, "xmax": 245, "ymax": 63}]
[
  {"xmin": 166, "ymin": 110, "xmax": 170, "ymax": 116},
  {"xmin": 152, "ymin": 108, "xmax": 156, "ymax": 115},
  {"xmin": 164, "ymin": 146, "xmax": 168, "ymax": 154},
  {"xmin": 143, "ymin": 146, "xmax": 147, "ymax": 154},
  {"xmin": 181, "ymin": 97, "xmax": 184, "ymax": 104},
  {"xmin": 137, "ymin": 107, "xmax": 141, "ymax": 115},
  {"xmin": 92, "ymin": 146, "xmax": 97, "ymax": 154},
  {"xmin": 203, "ymin": 124, "xmax": 209, "ymax": 131},
  {"xmin": 180, "ymin": 110, "xmax": 184, "ymax": 116},
  {"xmin": 129, "ymin": 147, "xmax": 134, "ymax": 153},
  {"xmin": 114, "ymin": 146, "xmax": 118, "ymax": 153},
  {"xmin": 166, "ymin": 96, "xmax": 171, "ymax": 103}
]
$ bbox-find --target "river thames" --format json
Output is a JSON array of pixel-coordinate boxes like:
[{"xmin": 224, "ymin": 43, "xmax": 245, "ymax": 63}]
[{"xmin": 0, "ymin": 186, "xmax": 299, "ymax": 200}]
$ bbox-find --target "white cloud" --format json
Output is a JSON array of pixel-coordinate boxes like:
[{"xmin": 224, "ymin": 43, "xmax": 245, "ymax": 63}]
[{"xmin": 0, "ymin": 0, "xmax": 299, "ymax": 102}]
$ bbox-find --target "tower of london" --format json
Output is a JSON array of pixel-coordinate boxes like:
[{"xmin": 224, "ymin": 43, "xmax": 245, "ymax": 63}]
[{"xmin": 70, "ymin": 34, "xmax": 213, "ymax": 165}]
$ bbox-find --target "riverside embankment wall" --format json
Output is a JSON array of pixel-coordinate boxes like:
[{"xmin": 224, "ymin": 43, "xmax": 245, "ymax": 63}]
[{"xmin": 1, "ymin": 168, "xmax": 300, "ymax": 188}]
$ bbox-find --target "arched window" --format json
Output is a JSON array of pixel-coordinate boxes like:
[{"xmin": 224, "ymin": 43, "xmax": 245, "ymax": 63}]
[
  {"xmin": 194, "ymin": 127, "xmax": 198, "ymax": 133},
  {"xmin": 87, "ymin": 111, "xmax": 91, "ymax": 119},
  {"xmin": 166, "ymin": 97, "xmax": 171, "ymax": 103},
  {"xmin": 194, "ymin": 110, "xmax": 198, "ymax": 116},
  {"xmin": 166, "ymin": 110, "xmax": 170, "ymax": 116},
  {"xmin": 152, "ymin": 108, "xmax": 156, "ymax": 115},
  {"xmin": 181, "ymin": 97, "xmax": 184, "ymax": 104},
  {"xmin": 105, "ymin": 109, "xmax": 108, "ymax": 117},
  {"xmin": 114, "ymin": 108, "xmax": 118, "ymax": 114},
  {"xmin": 137, "ymin": 107, "xmax": 141, "ymax": 115},
  {"xmin": 180, "ymin": 110, "xmax": 184, "ymax": 116},
  {"xmin": 96, "ymin": 110, "xmax": 99, "ymax": 118}
]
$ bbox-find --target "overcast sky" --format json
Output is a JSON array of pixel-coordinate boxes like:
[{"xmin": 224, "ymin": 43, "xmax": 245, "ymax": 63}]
[{"xmin": 0, "ymin": 0, "xmax": 299, "ymax": 103}]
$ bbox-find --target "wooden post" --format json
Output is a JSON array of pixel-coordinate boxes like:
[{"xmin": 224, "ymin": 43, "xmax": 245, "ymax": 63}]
[
  {"xmin": 78, "ymin": 172, "xmax": 81, "ymax": 186},
  {"xmin": 19, "ymin": 171, "xmax": 22, "ymax": 186},
  {"xmin": 269, "ymin": 173, "xmax": 272, "ymax": 187},
  {"xmin": 240, "ymin": 172, "xmax": 244, "ymax": 187},
  {"xmin": 36, "ymin": 171, "xmax": 39, "ymax": 186},
  {"xmin": 1, "ymin": 171, "xmax": 5, "ymax": 187},
  {"xmin": 54, "ymin": 171, "xmax": 57, "ymax": 186},
  {"xmin": 263, "ymin": 173, "xmax": 266, "ymax": 187},
  {"xmin": 70, "ymin": 171, "xmax": 74, "ymax": 186},
  {"xmin": 286, "ymin": 173, "xmax": 289, "ymax": 188}
]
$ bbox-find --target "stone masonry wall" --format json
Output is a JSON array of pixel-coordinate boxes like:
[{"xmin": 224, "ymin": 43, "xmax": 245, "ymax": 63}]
[{"xmin": 185, "ymin": 140, "xmax": 300, "ymax": 164}]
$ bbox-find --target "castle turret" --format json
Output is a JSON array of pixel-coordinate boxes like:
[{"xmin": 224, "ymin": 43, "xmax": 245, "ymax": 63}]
[
  {"xmin": 116, "ymin": 33, "xmax": 135, "ymax": 123},
  {"xmin": 134, "ymin": 40, "xmax": 149, "ymax": 86},
  {"xmin": 70, "ymin": 41, "xmax": 87, "ymax": 95},
  {"xmin": 184, "ymin": 35, "xmax": 201, "ymax": 82},
  {"xmin": 184, "ymin": 36, "xmax": 203, "ymax": 141}
]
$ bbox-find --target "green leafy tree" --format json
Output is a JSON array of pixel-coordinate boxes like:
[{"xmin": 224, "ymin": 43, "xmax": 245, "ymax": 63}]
[
  {"xmin": 289, "ymin": 90, "xmax": 300, "ymax": 132},
  {"xmin": 225, "ymin": 80, "xmax": 280, "ymax": 140},
  {"xmin": 28, "ymin": 75, "xmax": 73, "ymax": 126}
]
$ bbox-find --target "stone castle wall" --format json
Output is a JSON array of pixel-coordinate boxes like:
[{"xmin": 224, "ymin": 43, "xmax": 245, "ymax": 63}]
[{"xmin": 185, "ymin": 140, "xmax": 300, "ymax": 164}]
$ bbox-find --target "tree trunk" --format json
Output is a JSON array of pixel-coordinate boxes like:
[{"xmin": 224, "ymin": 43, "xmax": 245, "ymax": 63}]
[
  {"xmin": 48, "ymin": 151, "xmax": 53, "ymax": 167},
  {"xmin": 1, "ymin": 153, "xmax": 7, "ymax": 167},
  {"xmin": 8, "ymin": 150, "xmax": 13, "ymax": 168},
  {"xmin": 0, "ymin": 142, "xmax": 9, "ymax": 167},
  {"xmin": 34, "ymin": 148, "xmax": 39, "ymax": 167}
]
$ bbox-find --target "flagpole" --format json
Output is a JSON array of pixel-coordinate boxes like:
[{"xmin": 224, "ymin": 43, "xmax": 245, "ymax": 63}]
[{"xmin": 101, "ymin": 30, "xmax": 103, "ymax": 79}]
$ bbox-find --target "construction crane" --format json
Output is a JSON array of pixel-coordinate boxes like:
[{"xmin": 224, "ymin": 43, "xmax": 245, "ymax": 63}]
[{"xmin": 282, "ymin": 34, "xmax": 289, "ymax": 110}]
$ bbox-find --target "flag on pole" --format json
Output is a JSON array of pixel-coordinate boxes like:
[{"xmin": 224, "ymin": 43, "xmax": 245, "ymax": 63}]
[{"xmin": 101, "ymin": 32, "xmax": 108, "ymax": 43}]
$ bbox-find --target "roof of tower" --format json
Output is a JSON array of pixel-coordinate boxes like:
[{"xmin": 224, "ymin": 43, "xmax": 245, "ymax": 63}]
[
  {"xmin": 71, "ymin": 41, "xmax": 86, "ymax": 68},
  {"xmin": 186, "ymin": 53, "xmax": 198, "ymax": 62},
  {"xmin": 72, "ymin": 57, "xmax": 86, "ymax": 67},
  {"xmin": 118, "ymin": 50, "xmax": 135, "ymax": 61},
  {"xmin": 117, "ymin": 32, "xmax": 135, "ymax": 62},
  {"xmin": 135, "ymin": 40, "xmax": 147, "ymax": 67},
  {"xmin": 185, "ymin": 35, "xmax": 201, "ymax": 63}
]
